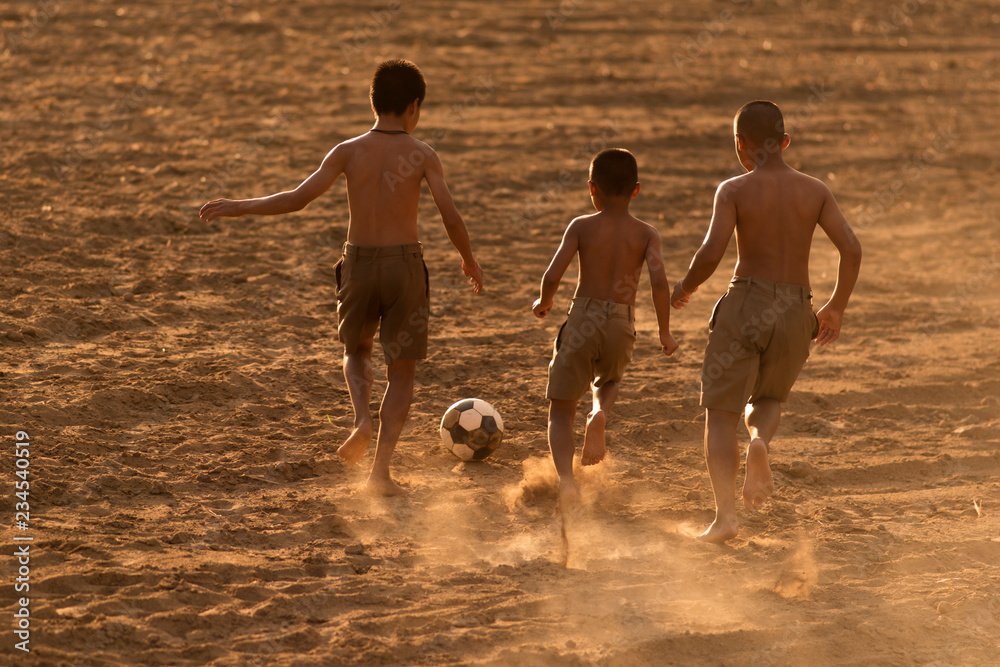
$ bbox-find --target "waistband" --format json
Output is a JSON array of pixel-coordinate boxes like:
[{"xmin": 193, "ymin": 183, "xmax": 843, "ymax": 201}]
[
  {"xmin": 343, "ymin": 242, "xmax": 422, "ymax": 258},
  {"xmin": 571, "ymin": 296, "xmax": 635, "ymax": 322},
  {"xmin": 731, "ymin": 276, "xmax": 811, "ymax": 300}
]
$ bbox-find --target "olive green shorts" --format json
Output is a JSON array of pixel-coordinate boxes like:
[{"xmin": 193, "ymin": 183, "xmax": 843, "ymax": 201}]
[
  {"xmin": 700, "ymin": 277, "xmax": 819, "ymax": 413},
  {"xmin": 335, "ymin": 243, "xmax": 429, "ymax": 366},
  {"xmin": 546, "ymin": 297, "xmax": 636, "ymax": 401}
]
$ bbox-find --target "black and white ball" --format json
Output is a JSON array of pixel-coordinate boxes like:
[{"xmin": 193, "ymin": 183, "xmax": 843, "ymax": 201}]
[{"xmin": 440, "ymin": 398, "xmax": 505, "ymax": 461}]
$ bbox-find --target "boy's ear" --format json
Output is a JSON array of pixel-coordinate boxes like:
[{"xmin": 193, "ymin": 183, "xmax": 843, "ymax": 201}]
[
  {"xmin": 735, "ymin": 133, "xmax": 746, "ymax": 152},
  {"xmin": 781, "ymin": 133, "xmax": 791, "ymax": 150},
  {"xmin": 631, "ymin": 182, "xmax": 641, "ymax": 198},
  {"xmin": 406, "ymin": 98, "xmax": 421, "ymax": 115},
  {"xmin": 588, "ymin": 180, "xmax": 598, "ymax": 197}
]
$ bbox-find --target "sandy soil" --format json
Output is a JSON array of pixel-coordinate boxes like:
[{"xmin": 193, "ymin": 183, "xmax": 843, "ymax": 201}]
[{"xmin": 2, "ymin": 0, "xmax": 999, "ymax": 665}]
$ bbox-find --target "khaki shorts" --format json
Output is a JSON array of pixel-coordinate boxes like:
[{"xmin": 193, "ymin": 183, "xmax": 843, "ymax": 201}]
[
  {"xmin": 700, "ymin": 277, "xmax": 819, "ymax": 413},
  {"xmin": 335, "ymin": 243, "xmax": 429, "ymax": 366},
  {"xmin": 546, "ymin": 297, "xmax": 636, "ymax": 401}
]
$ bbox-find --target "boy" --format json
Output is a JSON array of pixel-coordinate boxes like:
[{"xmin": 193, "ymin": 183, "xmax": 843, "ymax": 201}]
[
  {"xmin": 671, "ymin": 100, "xmax": 862, "ymax": 542},
  {"xmin": 532, "ymin": 148, "xmax": 679, "ymax": 504},
  {"xmin": 200, "ymin": 59, "xmax": 484, "ymax": 496}
]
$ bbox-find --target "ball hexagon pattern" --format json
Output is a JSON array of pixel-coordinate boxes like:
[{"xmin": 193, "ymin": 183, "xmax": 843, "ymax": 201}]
[{"xmin": 440, "ymin": 398, "xmax": 505, "ymax": 461}]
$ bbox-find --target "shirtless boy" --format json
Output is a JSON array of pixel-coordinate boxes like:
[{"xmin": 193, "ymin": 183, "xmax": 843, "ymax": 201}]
[
  {"xmin": 671, "ymin": 101, "xmax": 862, "ymax": 542},
  {"xmin": 533, "ymin": 148, "xmax": 679, "ymax": 504},
  {"xmin": 200, "ymin": 60, "xmax": 483, "ymax": 496}
]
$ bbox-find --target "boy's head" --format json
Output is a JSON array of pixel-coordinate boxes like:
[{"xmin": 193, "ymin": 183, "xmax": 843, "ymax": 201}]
[
  {"xmin": 733, "ymin": 100, "xmax": 784, "ymax": 146},
  {"xmin": 733, "ymin": 100, "xmax": 790, "ymax": 169},
  {"xmin": 589, "ymin": 148, "xmax": 639, "ymax": 198},
  {"xmin": 370, "ymin": 59, "xmax": 426, "ymax": 117}
]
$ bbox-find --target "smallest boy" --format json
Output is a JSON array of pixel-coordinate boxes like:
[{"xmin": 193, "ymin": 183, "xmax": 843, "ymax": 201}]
[{"xmin": 533, "ymin": 149, "xmax": 679, "ymax": 504}]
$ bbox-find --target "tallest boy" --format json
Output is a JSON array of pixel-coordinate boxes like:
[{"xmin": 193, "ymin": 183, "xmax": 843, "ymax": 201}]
[
  {"xmin": 672, "ymin": 101, "xmax": 862, "ymax": 542},
  {"xmin": 201, "ymin": 60, "xmax": 483, "ymax": 496}
]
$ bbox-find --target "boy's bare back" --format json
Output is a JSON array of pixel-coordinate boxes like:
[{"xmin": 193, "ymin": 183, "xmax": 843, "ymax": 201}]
[
  {"xmin": 235, "ymin": 127, "xmax": 455, "ymax": 249},
  {"xmin": 317, "ymin": 132, "xmax": 445, "ymax": 247},
  {"xmin": 721, "ymin": 164, "xmax": 843, "ymax": 287},
  {"xmin": 572, "ymin": 211, "xmax": 660, "ymax": 305}
]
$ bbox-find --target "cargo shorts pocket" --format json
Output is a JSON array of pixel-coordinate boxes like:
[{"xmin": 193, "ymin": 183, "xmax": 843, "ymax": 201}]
[
  {"xmin": 421, "ymin": 258, "xmax": 430, "ymax": 298},
  {"xmin": 334, "ymin": 257, "xmax": 345, "ymax": 297},
  {"xmin": 554, "ymin": 321, "xmax": 568, "ymax": 352},
  {"xmin": 709, "ymin": 294, "xmax": 727, "ymax": 331}
]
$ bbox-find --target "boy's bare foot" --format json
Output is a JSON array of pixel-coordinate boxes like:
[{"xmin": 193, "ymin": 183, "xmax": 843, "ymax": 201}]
[
  {"xmin": 697, "ymin": 515, "xmax": 739, "ymax": 543},
  {"xmin": 743, "ymin": 438, "xmax": 775, "ymax": 511},
  {"xmin": 336, "ymin": 421, "xmax": 374, "ymax": 464},
  {"xmin": 365, "ymin": 474, "xmax": 408, "ymax": 496},
  {"xmin": 581, "ymin": 410, "xmax": 607, "ymax": 465}
]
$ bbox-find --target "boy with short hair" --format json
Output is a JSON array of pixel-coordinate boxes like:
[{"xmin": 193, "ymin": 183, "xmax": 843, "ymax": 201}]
[
  {"xmin": 671, "ymin": 100, "xmax": 862, "ymax": 542},
  {"xmin": 201, "ymin": 59, "xmax": 483, "ymax": 496},
  {"xmin": 533, "ymin": 148, "xmax": 679, "ymax": 504}
]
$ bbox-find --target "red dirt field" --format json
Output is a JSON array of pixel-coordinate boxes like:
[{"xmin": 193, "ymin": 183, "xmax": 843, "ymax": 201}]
[{"xmin": 2, "ymin": 1, "xmax": 999, "ymax": 665}]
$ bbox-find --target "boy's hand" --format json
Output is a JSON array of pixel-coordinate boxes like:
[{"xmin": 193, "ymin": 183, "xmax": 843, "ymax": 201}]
[
  {"xmin": 462, "ymin": 260, "xmax": 484, "ymax": 295},
  {"xmin": 671, "ymin": 280, "xmax": 695, "ymax": 308},
  {"xmin": 200, "ymin": 198, "xmax": 242, "ymax": 222},
  {"xmin": 532, "ymin": 298, "xmax": 552, "ymax": 318},
  {"xmin": 815, "ymin": 304, "xmax": 843, "ymax": 346},
  {"xmin": 659, "ymin": 331, "xmax": 679, "ymax": 356}
]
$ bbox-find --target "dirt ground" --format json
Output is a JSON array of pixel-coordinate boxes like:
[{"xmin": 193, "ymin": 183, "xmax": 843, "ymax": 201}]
[{"xmin": 2, "ymin": 0, "xmax": 999, "ymax": 665}]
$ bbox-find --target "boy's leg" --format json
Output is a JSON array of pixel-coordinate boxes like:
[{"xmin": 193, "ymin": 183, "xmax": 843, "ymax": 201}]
[
  {"xmin": 337, "ymin": 339, "xmax": 375, "ymax": 464},
  {"xmin": 548, "ymin": 398, "xmax": 579, "ymax": 502},
  {"xmin": 582, "ymin": 381, "xmax": 618, "ymax": 466},
  {"xmin": 743, "ymin": 398, "xmax": 780, "ymax": 510},
  {"xmin": 366, "ymin": 358, "xmax": 417, "ymax": 496},
  {"xmin": 699, "ymin": 408, "xmax": 742, "ymax": 543}
]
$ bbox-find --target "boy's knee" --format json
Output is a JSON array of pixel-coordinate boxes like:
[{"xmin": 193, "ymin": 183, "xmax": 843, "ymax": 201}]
[
  {"xmin": 706, "ymin": 408, "xmax": 741, "ymax": 427},
  {"xmin": 346, "ymin": 339, "xmax": 375, "ymax": 357},
  {"xmin": 386, "ymin": 358, "xmax": 418, "ymax": 380},
  {"xmin": 548, "ymin": 398, "xmax": 577, "ymax": 419}
]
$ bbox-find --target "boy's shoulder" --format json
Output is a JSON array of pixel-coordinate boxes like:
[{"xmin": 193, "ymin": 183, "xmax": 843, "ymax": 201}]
[
  {"xmin": 635, "ymin": 215, "xmax": 660, "ymax": 236},
  {"xmin": 340, "ymin": 131, "xmax": 436, "ymax": 152},
  {"xmin": 567, "ymin": 211, "xmax": 599, "ymax": 227},
  {"xmin": 333, "ymin": 132, "xmax": 441, "ymax": 178},
  {"xmin": 571, "ymin": 210, "xmax": 651, "ymax": 228},
  {"xmin": 571, "ymin": 211, "xmax": 658, "ymax": 244},
  {"xmin": 721, "ymin": 165, "xmax": 830, "ymax": 197}
]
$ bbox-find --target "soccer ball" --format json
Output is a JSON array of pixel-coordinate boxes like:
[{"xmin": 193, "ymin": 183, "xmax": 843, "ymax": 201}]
[{"xmin": 440, "ymin": 398, "xmax": 504, "ymax": 461}]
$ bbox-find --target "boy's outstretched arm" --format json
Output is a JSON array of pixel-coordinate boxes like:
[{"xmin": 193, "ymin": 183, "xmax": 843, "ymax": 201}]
[
  {"xmin": 645, "ymin": 230, "xmax": 679, "ymax": 355},
  {"xmin": 671, "ymin": 181, "xmax": 737, "ymax": 308},
  {"xmin": 815, "ymin": 187, "xmax": 862, "ymax": 345},
  {"xmin": 199, "ymin": 145, "xmax": 348, "ymax": 222},
  {"xmin": 424, "ymin": 150, "xmax": 483, "ymax": 294},
  {"xmin": 532, "ymin": 221, "xmax": 580, "ymax": 318}
]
